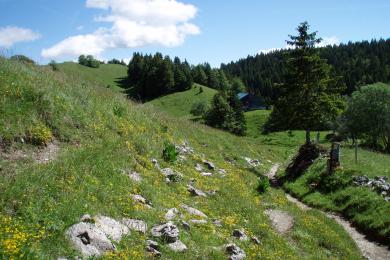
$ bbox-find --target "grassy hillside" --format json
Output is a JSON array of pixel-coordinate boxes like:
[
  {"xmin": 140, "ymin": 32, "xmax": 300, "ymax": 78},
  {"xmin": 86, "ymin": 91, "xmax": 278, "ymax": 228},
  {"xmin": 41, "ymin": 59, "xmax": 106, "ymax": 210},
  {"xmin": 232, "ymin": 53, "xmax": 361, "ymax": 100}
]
[
  {"xmin": 0, "ymin": 57, "xmax": 362, "ymax": 259},
  {"xmin": 148, "ymin": 84, "xmax": 217, "ymax": 119},
  {"xmin": 58, "ymin": 62, "xmax": 127, "ymax": 91}
]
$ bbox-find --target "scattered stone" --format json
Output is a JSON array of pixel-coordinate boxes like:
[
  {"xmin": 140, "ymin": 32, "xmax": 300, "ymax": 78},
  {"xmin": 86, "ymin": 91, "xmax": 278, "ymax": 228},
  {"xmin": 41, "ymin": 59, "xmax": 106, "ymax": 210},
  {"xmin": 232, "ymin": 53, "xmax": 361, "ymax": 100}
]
[
  {"xmin": 244, "ymin": 157, "xmax": 261, "ymax": 167},
  {"xmin": 251, "ymin": 236, "xmax": 261, "ymax": 244},
  {"xmin": 265, "ymin": 210, "xmax": 294, "ymax": 234},
  {"xmin": 167, "ymin": 240, "xmax": 188, "ymax": 252},
  {"xmin": 187, "ymin": 185, "xmax": 207, "ymax": 197},
  {"xmin": 80, "ymin": 214, "xmax": 93, "ymax": 223},
  {"xmin": 128, "ymin": 171, "xmax": 142, "ymax": 183},
  {"xmin": 151, "ymin": 222, "xmax": 179, "ymax": 243},
  {"xmin": 212, "ymin": 219, "xmax": 222, "ymax": 227},
  {"xmin": 160, "ymin": 168, "xmax": 183, "ymax": 183},
  {"xmin": 121, "ymin": 219, "xmax": 147, "ymax": 233},
  {"xmin": 66, "ymin": 222, "xmax": 116, "ymax": 257},
  {"xmin": 226, "ymin": 243, "xmax": 246, "ymax": 260},
  {"xmin": 151, "ymin": 159, "xmax": 160, "ymax": 169},
  {"xmin": 176, "ymin": 141, "xmax": 194, "ymax": 155},
  {"xmin": 353, "ymin": 175, "xmax": 390, "ymax": 199},
  {"xmin": 195, "ymin": 163, "xmax": 204, "ymax": 172},
  {"xmin": 180, "ymin": 204, "xmax": 208, "ymax": 218},
  {"xmin": 232, "ymin": 229, "xmax": 248, "ymax": 241},
  {"xmin": 94, "ymin": 215, "xmax": 129, "ymax": 242},
  {"xmin": 180, "ymin": 220, "xmax": 191, "ymax": 231},
  {"xmin": 200, "ymin": 171, "xmax": 213, "ymax": 176},
  {"xmin": 131, "ymin": 194, "xmax": 152, "ymax": 208},
  {"xmin": 165, "ymin": 208, "xmax": 179, "ymax": 221},
  {"xmin": 203, "ymin": 160, "xmax": 215, "ymax": 170},
  {"xmin": 146, "ymin": 240, "xmax": 161, "ymax": 257},
  {"xmin": 207, "ymin": 190, "xmax": 218, "ymax": 196},
  {"xmin": 218, "ymin": 168, "xmax": 227, "ymax": 175},
  {"xmin": 189, "ymin": 219, "xmax": 207, "ymax": 225}
]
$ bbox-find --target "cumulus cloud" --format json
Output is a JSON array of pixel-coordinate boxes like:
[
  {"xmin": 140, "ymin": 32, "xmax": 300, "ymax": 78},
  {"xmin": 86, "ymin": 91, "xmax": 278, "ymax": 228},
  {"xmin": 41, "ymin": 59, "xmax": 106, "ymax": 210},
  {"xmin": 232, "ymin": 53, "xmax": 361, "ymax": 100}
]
[
  {"xmin": 0, "ymin": 26, "xmax": 41, "ymax": 48},
  {"xmin": 42, "ymin": 0, "xmax": 199, "ymax": 59}
]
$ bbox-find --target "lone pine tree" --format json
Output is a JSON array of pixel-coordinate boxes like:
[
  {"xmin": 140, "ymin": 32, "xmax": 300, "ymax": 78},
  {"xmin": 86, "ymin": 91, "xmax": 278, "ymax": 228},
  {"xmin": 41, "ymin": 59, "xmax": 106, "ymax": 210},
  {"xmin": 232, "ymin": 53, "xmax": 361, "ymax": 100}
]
[{"xmin": 265, "ymin": 21, "xmax": 345, "ymax": 144}]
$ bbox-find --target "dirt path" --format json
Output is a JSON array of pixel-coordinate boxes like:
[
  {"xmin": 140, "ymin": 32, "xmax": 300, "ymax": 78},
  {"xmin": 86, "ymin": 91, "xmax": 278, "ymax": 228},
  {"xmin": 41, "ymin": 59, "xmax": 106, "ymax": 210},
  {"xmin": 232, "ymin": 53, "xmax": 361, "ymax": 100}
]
[{"xmin": 267, "ymin": 164, "xmax": 390, "ymax": 260}]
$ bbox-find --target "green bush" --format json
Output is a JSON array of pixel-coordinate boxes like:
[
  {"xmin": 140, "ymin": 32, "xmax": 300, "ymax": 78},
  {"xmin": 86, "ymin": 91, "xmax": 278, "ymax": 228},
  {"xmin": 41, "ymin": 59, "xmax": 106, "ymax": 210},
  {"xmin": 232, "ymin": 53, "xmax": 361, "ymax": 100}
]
[
  {"xmin": 190, "ymin": 101, "xmax": 208, "ymax": 117},
  {"xmin": 49, "ymin": 60, "xmax": 59, "ymax": 71},
  {"xmin": 27, "ymin": 123, "xmax": 53, "ymax": 145},
  {"xmin": 162, "ymin": 142, "xmax": 178, "ymax": 162},
  {"xmin": 257, "ymin": 176, "xmax": 270, "ymax": 193}
]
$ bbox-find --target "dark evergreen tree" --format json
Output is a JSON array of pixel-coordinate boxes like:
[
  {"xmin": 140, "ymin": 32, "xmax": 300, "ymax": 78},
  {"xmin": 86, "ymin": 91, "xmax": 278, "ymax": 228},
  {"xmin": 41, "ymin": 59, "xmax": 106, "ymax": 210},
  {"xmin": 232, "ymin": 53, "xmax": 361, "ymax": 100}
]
[{"xmin": 264, "ymin": 22, "xmax": 345, "ymax": 144}]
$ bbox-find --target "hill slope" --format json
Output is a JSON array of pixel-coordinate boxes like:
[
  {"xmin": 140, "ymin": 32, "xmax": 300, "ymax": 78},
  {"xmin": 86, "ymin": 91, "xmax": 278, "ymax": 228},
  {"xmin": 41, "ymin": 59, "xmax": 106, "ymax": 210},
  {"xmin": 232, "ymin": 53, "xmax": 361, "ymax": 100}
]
[
  {"xmin": 0, "ymin": 57, "xmax": 362, "ymax": 259},
  {"xmin": 148, "ymin": 84, "xmax": 217, "ymax": 119},
  {"xmin": 58, "ymin": 62, "xmax": 127, "ymax": 91}
]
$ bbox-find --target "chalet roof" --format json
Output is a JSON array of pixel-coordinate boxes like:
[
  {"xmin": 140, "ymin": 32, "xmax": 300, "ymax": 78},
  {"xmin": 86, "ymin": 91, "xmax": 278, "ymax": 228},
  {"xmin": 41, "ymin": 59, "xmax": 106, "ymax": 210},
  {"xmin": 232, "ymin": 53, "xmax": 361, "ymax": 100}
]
[{"xmin": 237, "ymin": 92, "xmax": 249, "ymax": 100}]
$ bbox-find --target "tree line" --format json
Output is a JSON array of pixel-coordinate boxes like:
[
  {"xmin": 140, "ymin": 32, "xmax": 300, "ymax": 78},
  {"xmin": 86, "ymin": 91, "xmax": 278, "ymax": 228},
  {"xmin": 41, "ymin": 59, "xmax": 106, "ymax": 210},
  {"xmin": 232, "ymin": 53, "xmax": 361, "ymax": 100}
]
[{"xmin": 222, "ymin": 38, "xmax": 390, "ymax": 102}]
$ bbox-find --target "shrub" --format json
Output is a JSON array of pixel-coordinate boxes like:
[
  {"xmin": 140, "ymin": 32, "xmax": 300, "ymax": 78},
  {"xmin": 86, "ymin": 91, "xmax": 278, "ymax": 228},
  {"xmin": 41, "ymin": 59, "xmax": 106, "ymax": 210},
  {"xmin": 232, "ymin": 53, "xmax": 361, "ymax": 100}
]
[
  {"xmin": 10, "ymin": 55, "xmax": 35, "ymax": 64},
  {"xmin": 49, "ymin": 60, "xmax": 59, "ymax": 71},
  {"xmin": 162, "ymin": 142, "xmax": 178, "ymax": 162},
  {"xmin": 257, "ymin": 176, "xmax": 270, "ymax": 193},
  {"xmin": 190, "ymin": 101, "xmax": 208, "ymax": 117},
  {"xmin": 27, "ymin": 123, "xmax": 52, "ymax": 145},
  {"xmin": 342, "ymin": 83, "xmax": 390, "ymax": 152}
]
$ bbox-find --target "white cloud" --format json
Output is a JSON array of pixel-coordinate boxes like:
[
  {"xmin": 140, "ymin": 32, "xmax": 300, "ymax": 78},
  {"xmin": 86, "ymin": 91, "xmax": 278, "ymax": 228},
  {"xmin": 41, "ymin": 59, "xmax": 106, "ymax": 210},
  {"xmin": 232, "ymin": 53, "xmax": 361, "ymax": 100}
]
[
  {"xmin": 317, "ymin": 36, "xmax": 340, "ymax": 47},
  {"xmin": 42, "ymin": 0, "xmax": 199, "ymax": 59},
  {"xmin": 0, "ymin": 26, "xmax": 41, "ymax": 48},
  {"xmin": 76, "ymin": 26, "xmax": 84, "ymax": 31}
]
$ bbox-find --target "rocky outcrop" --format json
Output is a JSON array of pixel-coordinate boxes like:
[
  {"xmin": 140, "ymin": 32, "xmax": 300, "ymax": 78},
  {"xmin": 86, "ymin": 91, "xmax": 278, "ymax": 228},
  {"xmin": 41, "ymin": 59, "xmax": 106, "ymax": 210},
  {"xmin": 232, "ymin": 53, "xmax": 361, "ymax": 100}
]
[
  {"xmin": 94, "ymin": 215, "xmax": 129, "ymax": 242},
  {"xmin": 232, "ymin": 229, "xmax": 248, "ymax": 241},
  {"xmin": 151, "ymin": 222, "xmax": 187, "ymax": 252},
  {"xmin": 180, "ymin": 204, "xmax": 208, "ymax": 218},
  {"xmin": 187, "ymin": 185, "xmax": 207, "ymax": 197},
  {"xmin": 131, "ymin": 194, "xmax": 153, "ymax": 208},
  {"xmin": 121, "ymin": 219, "xmax": 148, "ymax": 234},
  {"xmin": 226, "ymin": 243, "xmax": 246, "ymax": 260},
  {"xmin": 353, "ymin": 175, "xmax": 390, "ymax": 201},
  {"xmin": 265, "ymin": 210, "xmax": 294, "ymax": 234},
  {"xmin": 66, "ymin": 220, "xmax": 117, "ymax": 257}
]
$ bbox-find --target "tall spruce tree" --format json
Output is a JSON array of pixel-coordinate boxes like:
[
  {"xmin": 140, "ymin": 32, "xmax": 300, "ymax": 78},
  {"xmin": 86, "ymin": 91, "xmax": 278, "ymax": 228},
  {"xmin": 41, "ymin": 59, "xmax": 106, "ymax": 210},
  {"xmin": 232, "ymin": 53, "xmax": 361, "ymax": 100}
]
[{"xmin": 265, "ymin": 21, "xmax": 345, "ymax": 144}]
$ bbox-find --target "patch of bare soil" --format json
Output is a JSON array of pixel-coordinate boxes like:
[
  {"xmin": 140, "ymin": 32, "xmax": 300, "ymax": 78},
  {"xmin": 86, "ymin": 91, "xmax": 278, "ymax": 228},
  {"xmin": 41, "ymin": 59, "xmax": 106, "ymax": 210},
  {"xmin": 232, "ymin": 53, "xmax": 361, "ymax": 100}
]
[{"xmin": 33, "ymin": 141, "xmax": 60, "ymax": 164}]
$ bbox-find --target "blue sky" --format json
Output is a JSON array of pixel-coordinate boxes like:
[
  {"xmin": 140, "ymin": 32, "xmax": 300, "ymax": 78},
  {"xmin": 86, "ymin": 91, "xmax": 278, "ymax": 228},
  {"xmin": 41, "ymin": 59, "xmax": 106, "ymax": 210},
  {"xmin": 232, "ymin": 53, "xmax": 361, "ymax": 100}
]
[{"xmin": 0, "ymin": 0, "xmax": 389, "ymax": 67}]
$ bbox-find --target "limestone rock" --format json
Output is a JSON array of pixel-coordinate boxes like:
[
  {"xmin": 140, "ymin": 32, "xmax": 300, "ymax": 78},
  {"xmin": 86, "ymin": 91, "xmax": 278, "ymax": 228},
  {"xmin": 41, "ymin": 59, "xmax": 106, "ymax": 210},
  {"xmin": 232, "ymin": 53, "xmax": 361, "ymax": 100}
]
[
  {"xmin": 244, "ymin": 157, "xmax": 261, "ymax": 167},
  {"xmin": 203, "ymin": 160, "xmax": 215, "ymax": 170},
  {"xmin": 189, "ymin": 219, "xmax": 208, "ymax": 225},
  {"xmin": 128, "ymin": 171, "xmax": 142, "ymax": 183},
  {"xmin": 165, "ymin": 208, "xmax": 179, "ymax": 221},
  {"xmin": 265, "ymin": 210, "xmax": 294, "ymax": 234},
  {"xmin": 200, "ymin": 172, "xmax": 213, "ymax": 177},
  {"xmin": 94, "ymin": 215, "xmax": 129, "ymax": 242},
  {"xmin": 66, "ymin": 222, "xmax": 116, "ymax": 257},
  {"xmin": 195, "ymin": 163, "xmax": 204, "ymax": 172},
  {"xmin": 176, "ymin": 141, "xmax": 194, "ymax": 155},
  {"xmin": 160, "ymin": 168, "xmax": 183, "ymax": 183},
  {"xmin": 146, "ymin": 240, "xmax": 161, "ymax": 257},
  {"xmin": 226, "ymin": 243, "xmax": 246, "ymax": 260},
  {"xmin": 80, "ymin": 214, "xmax": 93, "ymax": 223},
  {"xmin": 180, "ymin": 220, "xmax": 191, "ymax": 231},
  {"xmin": 131, "ymin": 194, "xmax": 152, "ymax": 208},
  {"xmin": 187, "ymin": 185, "xmax": 207, "ymax": 197},
  {"xmin": 167, "ymin": 240, "xmax": 187, "ymax": 252},
  {"xmin": 151, "ymin": 222, "xmax": 179, "ymax": 243},
  {"xmin": 232, "ymin": 229, "xmax": 248, "ymax": 241},
  {"xmin": 180, "ymin": 204, "xmax": 208, "ymax": 218},
  {"xmin": 251, "ymin": 236, "xmax": 261, "ymax": 244},
  {"xmin": 213, "ymin": 219, "xmax": 222, "ymax": 227},
  {"xmin": 121, "ymin": 219, "xmax": 147, "ymax": 233}
]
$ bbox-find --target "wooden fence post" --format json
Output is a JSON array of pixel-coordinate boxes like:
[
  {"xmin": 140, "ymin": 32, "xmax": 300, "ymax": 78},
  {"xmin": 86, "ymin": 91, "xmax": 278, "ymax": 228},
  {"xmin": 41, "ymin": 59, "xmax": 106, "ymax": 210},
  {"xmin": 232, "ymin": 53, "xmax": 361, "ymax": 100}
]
[{"xmin": 327, "ymin": 142, "xmax": 341, "ymax": 175}]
